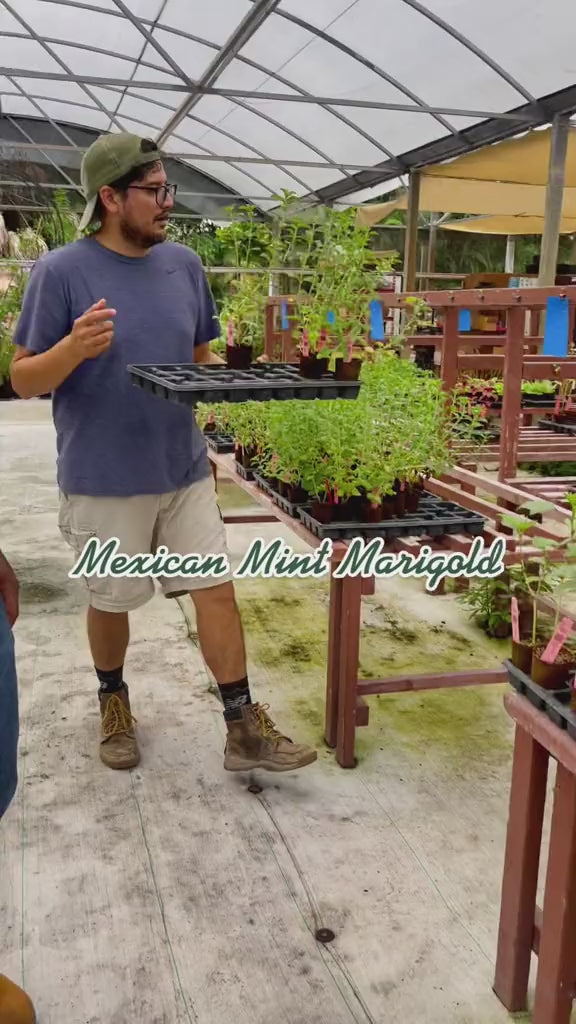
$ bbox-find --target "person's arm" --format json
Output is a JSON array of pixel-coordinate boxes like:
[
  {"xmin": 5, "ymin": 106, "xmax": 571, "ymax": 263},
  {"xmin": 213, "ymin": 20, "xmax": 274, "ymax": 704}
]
[
  {"xmin": 194, "ymin": 342, "xmax": 225, "ymax": 365},
  {"xmin": 11, "ymin": 298, "xmax": 116, "ymax": 399},
  {"xmin": 0, "ymin": 551, "xmax": 19, "ymax": 627},
  {"xmin": 191, "ymin": 261, "xmax": 225, "ymax": 364}
]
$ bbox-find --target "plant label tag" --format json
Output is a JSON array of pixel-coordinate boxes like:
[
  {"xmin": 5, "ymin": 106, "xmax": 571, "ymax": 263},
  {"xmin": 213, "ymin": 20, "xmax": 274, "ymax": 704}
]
[
  {"xmin": 301, "ymin": 329, "xmax": 310, "ymax": 357},
  {"xmin": 511, "ymin": 597, "xmax": 520, "ymax": 643},
  {"xmin": 554, "ymin": 396, "xmax": 562, "ymax": 415},
  {"xmin": 541, "ymin": 617, "xmax": 574, "ymax": 664},
  {"xmin": 227, "ymin": 319, "xmax": 234, "ymax": 348}
]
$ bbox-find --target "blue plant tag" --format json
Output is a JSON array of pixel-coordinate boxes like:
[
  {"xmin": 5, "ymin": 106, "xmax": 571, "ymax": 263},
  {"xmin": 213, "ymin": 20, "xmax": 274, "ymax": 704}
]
[
  {"xmin": 543, "ymin": 296, "xmax": 569, "ymax": 356},
  {"xmin": 280, "ymin": 300, "xmax": 289, "ymax": 330},
  {"xmin": 370, "ymin": 299, "xmax": 385, "ymax": 340},
  {"xmin": 458, "ymin": 309, "xmax": 472, "ymax": 332}
]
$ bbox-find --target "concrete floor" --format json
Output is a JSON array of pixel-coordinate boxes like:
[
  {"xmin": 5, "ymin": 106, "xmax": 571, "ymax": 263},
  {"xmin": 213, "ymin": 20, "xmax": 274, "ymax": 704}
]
[{"xmin": 0, "ymin": 400, "xmax": 546, "ymax": 1023}]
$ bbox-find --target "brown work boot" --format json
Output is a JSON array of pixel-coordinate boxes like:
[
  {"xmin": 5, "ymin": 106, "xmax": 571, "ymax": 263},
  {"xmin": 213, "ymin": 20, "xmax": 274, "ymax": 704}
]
[
  {"xmin": 0, "ymin": 975, "xmax": 36, "ymax": 1023},
  {"xmin": 99, "ymin": 684, "xmax": 140, "ymax": 770},
  {"xmin": 224, "ymin": 703, "xmax": 317, "ymax": 772}
]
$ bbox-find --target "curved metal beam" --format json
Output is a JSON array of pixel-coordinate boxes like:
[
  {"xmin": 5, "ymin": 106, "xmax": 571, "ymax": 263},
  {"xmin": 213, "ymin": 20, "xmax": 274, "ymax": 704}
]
[
  {"xmin": 398, "ymin": 0, "xmax": 536, "ymax": 104},
  {"xmin": 107, "ymin": 0, "xmax": 317, "ymax": 193},
  {"xmin": 106, "ymin": 0, "xmax": 169, "ymax": 133},
  {"xmin": 37, "ymin": 0, "xmax": 400, "ymax": 162},
  {"xmin": 0, "ymin": 0, "xmax": 127, "ymax": 134},
  {"xmin": 155, "ymin": 0, "xmax": 282, "ymax": 145},
  {"xmin": 270, "ymin": 6, "xmax": 462, "ymax": 139}
]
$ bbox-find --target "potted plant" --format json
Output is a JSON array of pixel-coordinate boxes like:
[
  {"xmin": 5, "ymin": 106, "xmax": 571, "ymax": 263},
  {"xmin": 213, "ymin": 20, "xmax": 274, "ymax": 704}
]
[{"xmin": 502, "ymin": 497, "xmax": 576, "ymax": 686}]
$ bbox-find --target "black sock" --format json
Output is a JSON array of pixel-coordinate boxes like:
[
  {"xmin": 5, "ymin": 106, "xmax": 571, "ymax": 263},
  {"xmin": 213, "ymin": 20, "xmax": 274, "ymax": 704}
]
[
  {"xmin": 218, "ymin": 676, "xmax": 252, "ymax": 721},
  {"xmin": 96, "ymin": 665, "xmax": 124, "ymax": 696}
]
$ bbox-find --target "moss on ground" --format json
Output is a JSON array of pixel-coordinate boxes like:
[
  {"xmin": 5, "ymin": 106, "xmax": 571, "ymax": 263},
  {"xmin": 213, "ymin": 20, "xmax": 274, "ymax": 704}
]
[
  {"xmin": 235, "ymin": 576, "xmax": 511, "ymax": 766},
  {"xmin": 216, "ymin": 479, "xmax": 260, "ymax": 511}
]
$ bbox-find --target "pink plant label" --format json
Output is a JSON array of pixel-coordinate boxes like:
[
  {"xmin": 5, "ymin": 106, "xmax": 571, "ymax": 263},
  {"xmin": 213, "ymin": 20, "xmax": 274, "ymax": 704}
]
[
  {"xmin": 227, "ymin": 319, "xmax": 234, "ymax": 348},
  {"xmin": 301, "ymin": 329, "xmax": 309, "ymax": 357},
  {"xmin": 511, "ymin": 597, "xmax": 520, "ymax": 643},
  {"xmin": 541, "ymin": 617, "xmax": 574, "ymax": 664}
]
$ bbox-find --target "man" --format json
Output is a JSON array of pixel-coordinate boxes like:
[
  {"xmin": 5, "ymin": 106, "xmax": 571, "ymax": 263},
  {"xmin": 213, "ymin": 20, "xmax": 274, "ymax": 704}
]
[
  {"xmin": 0, "ymin": 551, "xmax": 36, "ymax": 1023},
  {"xmin": 10, "ymin": 132, "xmax": 316, "ymax": 775}
]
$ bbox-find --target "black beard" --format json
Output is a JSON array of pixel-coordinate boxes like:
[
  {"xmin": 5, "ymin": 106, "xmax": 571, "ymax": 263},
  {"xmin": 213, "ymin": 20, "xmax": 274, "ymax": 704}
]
[{"xmin": 119, "ymin": 217, "xmax": 165, "ymax": 249}]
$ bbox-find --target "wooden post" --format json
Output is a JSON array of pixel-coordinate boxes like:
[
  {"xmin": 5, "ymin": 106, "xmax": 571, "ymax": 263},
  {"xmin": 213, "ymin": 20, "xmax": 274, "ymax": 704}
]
[
  {"xmin": 532, "ymin": 762, "xmax": 576, "ymax": 1024},
  {"xmin": 499, "ymin": 305, "xmax": 525, "ymax": 481},
  {"xmin": 493, "ymin": 725, "xmax": 549, "ymax": 1011},
  {"xmin": 403, "ymin": 171, "xmax": 421, "ymax": 293},
  {"xmin": 336, "ymin": 574, "xmax": 363, "ymax": 769},
  {"xmin": 440, "ymin": 306, "xmax": 459, "ymax": 392},
  {"xmin": 539, "ymin": 116, "xmax": 570, "ymax": 287},
  {"xmin": 505, "ymin": 235, "xmax": 516, "ymax": 274},
  {"xmin": 325, "ymin": 545, "xmax": 346, "ymax": 749}
]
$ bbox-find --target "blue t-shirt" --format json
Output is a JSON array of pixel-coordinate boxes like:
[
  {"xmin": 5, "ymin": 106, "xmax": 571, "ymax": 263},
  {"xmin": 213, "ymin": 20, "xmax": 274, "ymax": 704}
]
[{"xmin": 13, "ymin": 237, "xmax": 220, "ymax": 496}]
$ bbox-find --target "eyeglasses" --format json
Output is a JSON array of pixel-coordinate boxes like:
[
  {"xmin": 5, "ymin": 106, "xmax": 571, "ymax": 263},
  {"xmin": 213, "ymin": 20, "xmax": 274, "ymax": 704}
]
[{"xmin": 125, "ymin": 183, "xmax": 178, "ymax": 206}]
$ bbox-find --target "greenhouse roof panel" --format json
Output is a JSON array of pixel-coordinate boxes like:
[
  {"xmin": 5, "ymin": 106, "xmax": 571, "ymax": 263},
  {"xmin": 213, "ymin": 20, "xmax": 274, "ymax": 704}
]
[{"xmin": 0, "ymin": 0, "xmax": 574, "ymax": 209}]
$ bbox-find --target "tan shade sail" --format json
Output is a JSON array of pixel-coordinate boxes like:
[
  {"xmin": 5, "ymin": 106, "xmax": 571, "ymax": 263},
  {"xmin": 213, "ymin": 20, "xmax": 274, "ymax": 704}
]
[
  {"xmin": 357, "ymin": 126, "xmax": 576, "ymax": 229},
  {"xmin": 440, "ymin": 214, "xmax": 576, "ymax": 235}
]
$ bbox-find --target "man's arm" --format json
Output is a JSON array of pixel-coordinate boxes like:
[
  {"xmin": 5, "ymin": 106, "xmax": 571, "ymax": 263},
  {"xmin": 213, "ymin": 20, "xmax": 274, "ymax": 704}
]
[
  {"xmin": 0, "ymin": 551, "xmax": 19, "ymax": 627},
  {"xmin": 11, "ymin": 299, "xmax": 116, "ymax": 399},
  {"xmin": 194, "ymin": 342, "xmax": 225, "ymax": 365}
]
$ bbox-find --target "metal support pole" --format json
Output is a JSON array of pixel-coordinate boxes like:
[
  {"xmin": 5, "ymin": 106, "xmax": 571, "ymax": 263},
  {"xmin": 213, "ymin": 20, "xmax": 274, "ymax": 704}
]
[
  {"xmin": 403, "ymin": 171, "xmax": 421, "ymax": 293},
  {"xmin": 538, "ymin": 115, "xmax": 570, "ymax": 287},
  {"xmin": 505, "ymin": 235, "xmax": 516, "ymax": 274}
]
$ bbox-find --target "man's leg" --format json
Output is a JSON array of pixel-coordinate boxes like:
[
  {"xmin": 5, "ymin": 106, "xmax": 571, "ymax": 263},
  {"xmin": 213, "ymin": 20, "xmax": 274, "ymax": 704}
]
[
  {"xmin": 58, "ymin": 492, "xmax": 156, "ymax": 769},
  {"xmin": 158, "ymin": 477, "xmax": 318, "ymax": 772},
  {"xmin": 0, "ymin": 599, "xmax": 36, "ymax": 1023}
]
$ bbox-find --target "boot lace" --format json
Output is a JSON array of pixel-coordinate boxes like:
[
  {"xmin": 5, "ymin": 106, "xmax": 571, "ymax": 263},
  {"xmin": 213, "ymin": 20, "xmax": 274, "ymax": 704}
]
[
  {"xmin": 252, "ymin": 703, "xmax": 286, "ymax": 740},
  {"xmin": 101, "ymin": 694, "xmax": 136, "ymax": 739}
]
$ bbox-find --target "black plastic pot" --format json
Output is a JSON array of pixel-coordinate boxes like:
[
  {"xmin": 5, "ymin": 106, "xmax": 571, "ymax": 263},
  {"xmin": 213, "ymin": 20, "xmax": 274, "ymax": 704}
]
[
  {"xmin": 310, "ymin": 500, "xmax": 334, "ymax": 524},
  {"xmin": 511, "ymin": 640, "xmax": 533, "ymax": 674},
  {"xmin": 226, "ymin": 345, "xmax": 253, "ymax": 370},
  {"xmin": 531, "ymin": 650, "xmax": 576, "ymax": 690},
  {"xmin": 299, "ymin": 353, "xmax": 329, "ymax": 379},
  {"xmin": 334, "ymin": 357, "xmax": 362, "ymax": 381}
]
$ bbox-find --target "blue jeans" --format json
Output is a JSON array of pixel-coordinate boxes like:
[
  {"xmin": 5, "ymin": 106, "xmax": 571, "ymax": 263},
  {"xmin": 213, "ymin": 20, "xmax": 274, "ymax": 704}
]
[{"xmin": 0, "ymin": 597, "xmax": 18, "ymax": 818}]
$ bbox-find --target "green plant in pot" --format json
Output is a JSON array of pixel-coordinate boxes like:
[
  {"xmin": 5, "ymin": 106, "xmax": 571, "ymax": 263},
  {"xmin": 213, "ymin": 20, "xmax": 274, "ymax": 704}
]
[
  {"xmin": 502, "ymin": 497, "xmax": 576, "ymax": 687},
  {"xmin": 220, "ymin": 273, "xmax": 267, "ymax": 369}
]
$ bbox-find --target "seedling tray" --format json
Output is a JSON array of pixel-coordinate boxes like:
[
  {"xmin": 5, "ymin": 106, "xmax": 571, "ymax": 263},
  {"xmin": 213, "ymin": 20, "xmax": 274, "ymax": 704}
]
[
  {"xmin": 505, "ymin": 660, "xmax": 576, "ymax": 738},
  {"xmin": 296, "ymin": 493, "xmax": 485, "ymax": 541},
  {"xmin": 489, "ymin": 395, "xmax": 557, "ymax": 410},
  {"xmin": 252, "ymin": 474, "xmax": 302, "ymax": 518},
  {"xmin": 205, "ymin": 433, "xmax": 235, "ymax": 454},
  {"xmin": 538, "ymin": 417, "xmax": 576, "ymax": 435},
  {"xmin": 235, "ymin": 461, "xmax": 254, "ymax": 481},
  {"xmin": 128, "ymin": 363, "xmax": 361, "ymax": 406}
]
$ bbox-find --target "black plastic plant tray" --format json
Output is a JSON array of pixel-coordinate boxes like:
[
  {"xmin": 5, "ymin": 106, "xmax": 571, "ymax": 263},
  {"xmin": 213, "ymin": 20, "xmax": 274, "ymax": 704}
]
[
  {"xmin": 538, "ymin": 417, "xmax": 576, "ymax": 435},
  {"xmin": 235, "ymin": 461, "xmax": 254, "ymax": 481},
  {"xmin": 252, "ymin": 473, "xmax": 271, "ymax": 494},
  {"xmin": 505, "ymin": 660, "xmax": 576, "ymax": 737},
  {"xmin": 205, "ymin": 433, "xmax": 235, "ymax": 453},
  {"xmin": 297, "ymin": 493, "xmax": 485, "ymax": 541},
  {"xmin": 128, "ymin": 362, "xmax": 361, "ymax": 406},
  {"xmin": 251, "ymin": 474, "xmax": 304, "ymax": 517},
  {"xmin": 489, "ymin": 395, "xmax": 556, "ymax": 410}
]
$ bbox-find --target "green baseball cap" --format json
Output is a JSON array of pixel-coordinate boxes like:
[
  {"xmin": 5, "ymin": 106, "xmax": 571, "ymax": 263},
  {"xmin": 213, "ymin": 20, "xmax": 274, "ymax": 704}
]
[{"xmin": 78, "ymin": 132, "xmax": 164, "ymax": 230}]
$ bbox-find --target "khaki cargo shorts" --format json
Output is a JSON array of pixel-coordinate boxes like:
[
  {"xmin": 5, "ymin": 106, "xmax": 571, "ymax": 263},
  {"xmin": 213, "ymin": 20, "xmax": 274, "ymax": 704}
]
[{"xmin": 58, "ymin": 473, "xmax": 232, "ymax": 613}]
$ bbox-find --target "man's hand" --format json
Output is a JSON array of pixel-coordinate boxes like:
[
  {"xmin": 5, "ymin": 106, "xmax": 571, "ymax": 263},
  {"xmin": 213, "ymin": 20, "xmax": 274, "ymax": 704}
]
[
  {"xmin": 194, "ymin": 342, "xmax": 225, "ymax": 365},
  {"xmin": 0, "ymin": 552, "xmax": 19, "ymax": 627},
  {"xmin": 66, "ymin": 298, "xmax": 116, "ymax": 362}
]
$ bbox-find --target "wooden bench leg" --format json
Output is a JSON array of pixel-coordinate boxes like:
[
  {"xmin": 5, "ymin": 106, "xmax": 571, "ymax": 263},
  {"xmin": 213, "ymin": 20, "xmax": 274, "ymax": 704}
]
[
  {"xmin": 325, "ymin": 561, "xmax": 344, "ymax": 750},
  {"xmin": 493, "ymin": 725, "xmax": 548, "ymax": 1011},
  {"xmin": 336, "ymin": 574, "xmax": 363, "ymax": 769},
  {"xmin": 532, "ymin": 762, "xmax": 576, "ymax": 1024}
]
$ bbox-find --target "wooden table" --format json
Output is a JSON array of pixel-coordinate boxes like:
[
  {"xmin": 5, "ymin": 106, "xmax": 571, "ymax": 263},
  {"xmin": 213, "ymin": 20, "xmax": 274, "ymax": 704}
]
[{"xmin": 494, "ymin": 691, "xmax": 576, "ymax": 1023}]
